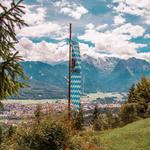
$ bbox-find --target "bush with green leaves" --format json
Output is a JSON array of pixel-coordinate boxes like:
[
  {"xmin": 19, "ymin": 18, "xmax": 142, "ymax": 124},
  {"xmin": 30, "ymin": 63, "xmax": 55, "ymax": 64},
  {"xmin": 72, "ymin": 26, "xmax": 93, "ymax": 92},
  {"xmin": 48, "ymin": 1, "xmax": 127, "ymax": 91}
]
[
  {"xmin": 119, "ymin": 103, "xmax": 138, "ymax": 125},
  {"xmin": 91, "ymin": 105, "xmax": 103, "ymax": 131},
  {"xmin": 70, "ymin": 133, "xmax": 99, "ymax": 150},
  {"xmin": 70, "ymin": 135, "xmax": 85, "ymax": 150},
  {"xmin": 105, "ymin": 109, "xmax": 114, "ymax": 129},
  {"xmin": 71, "ymin": 108, "xmax": 84, "ymax": 131},
  {"xmin": 93, "ymin": 115, "xmax": 104, "ymax": 131},
  {"xmin": 2, "ymin": 117, "xmax": 70, "ymax": 150}
]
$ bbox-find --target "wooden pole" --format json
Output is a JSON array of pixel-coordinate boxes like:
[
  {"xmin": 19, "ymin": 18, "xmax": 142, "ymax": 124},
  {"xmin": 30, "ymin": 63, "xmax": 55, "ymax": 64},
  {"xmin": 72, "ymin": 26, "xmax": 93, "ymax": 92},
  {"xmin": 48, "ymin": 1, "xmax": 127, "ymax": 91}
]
[{"xmin": 68, "ymin": 23, "xmax": 72, "ymax": 120}]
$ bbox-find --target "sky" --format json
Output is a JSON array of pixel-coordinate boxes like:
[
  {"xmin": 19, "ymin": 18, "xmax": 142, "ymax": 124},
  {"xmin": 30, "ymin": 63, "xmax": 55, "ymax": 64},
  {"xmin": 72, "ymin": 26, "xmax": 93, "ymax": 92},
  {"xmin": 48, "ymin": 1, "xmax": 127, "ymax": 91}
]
[{"xmin": 1, "ymin": 0, "xmax": 150, "ymax": 63}]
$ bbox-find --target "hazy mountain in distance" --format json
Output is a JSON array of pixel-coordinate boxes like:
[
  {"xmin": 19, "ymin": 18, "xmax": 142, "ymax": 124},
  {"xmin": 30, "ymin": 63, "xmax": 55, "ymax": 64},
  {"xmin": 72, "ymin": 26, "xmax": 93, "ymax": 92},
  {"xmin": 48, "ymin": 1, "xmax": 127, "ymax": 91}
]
[{"xmin": 13, "ymin": 56, "xmax": 150, "ymax": 99}]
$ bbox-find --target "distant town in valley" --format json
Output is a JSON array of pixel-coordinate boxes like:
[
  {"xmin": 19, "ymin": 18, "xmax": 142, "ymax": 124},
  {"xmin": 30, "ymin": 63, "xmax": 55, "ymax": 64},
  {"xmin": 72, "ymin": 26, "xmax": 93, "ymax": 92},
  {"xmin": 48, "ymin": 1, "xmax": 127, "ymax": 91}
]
[{"xmin": 0, "ymin": 92, "xmax": 126, "ymax": 124}]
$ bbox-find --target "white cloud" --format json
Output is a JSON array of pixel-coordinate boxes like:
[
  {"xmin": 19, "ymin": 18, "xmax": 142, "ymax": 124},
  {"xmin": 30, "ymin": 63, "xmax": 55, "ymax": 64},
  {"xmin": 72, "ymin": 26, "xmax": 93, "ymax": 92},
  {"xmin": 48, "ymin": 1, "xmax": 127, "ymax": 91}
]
[
  {"xmin": 114, "ymin": 15, "xmax": 126, "ymax": 25},
  {"xmin": 134, "ymin": 52, "xmax": 150, "ymax": 62},
  {"xmin": 16, "ymin": 37, "xmax": 150, "ymax": 63},
  {"xmin": 113, "ymin": 0, "xmax": 150, "ymax": 25},
  {"xmin": 112, "ymin": 23, "xmax": 145, "ymax": 38},
  {"xmin": 86, "ymin": 23, "xmax": 95, "ymax": 30},
  {"xmin": 114, "ymin": 2, "xmax": 146, "ymax": 16},
  {"xmin": 0, "ymin": 1, "xmax": 47, "ymax": 26},
  {"xmin": 16, "ymin": 38, "xmax": 68, "ymax": 63},
  {"xmin": 96, "ymin": 24, "xmax": 108, "ymax": 31},
  {"xmin": 16, "ymin": 37, "xmax": 95, "ymax": 63},
  {"xmin": 79, "ymin": 23, "xmax": 146, "ymax": 57},
  {"xmin": 2, "ymin": 2, "xmax": 67, "ymax": 40},
  {"xmin": 0, "ymin": 1, "xmax": 57, "ymax": 39},
  {"xmin": 10, "ymin": 3, "xmax": 68, "ymax": 39},
  {"xmin": 113, "ymin": 0, "xmax": 150, "ymax": 9},
  {"xmin": 54, "ymin": 0, "xmax": 88, "ymax": 19},
  {"xmin": 17, "ymin": 22, "xmax": 67, "ymax": 39},
  {"xmin": 144, "ymin": 34, "xmax": 150, "ymax": 38},
  {"xmin": 86, "ymin": 23, "xmax": 108, "ymax": 31},
  {"xmin": 144, "ymin": 15, "xmax": 150, "ymax": 25},
  {"xmin": 0, "ymin": 0, "xmax": 12, "ymax": 11},
  {"xmin": 23, "ymin": 5, "xmax": 47, "ymax": 26}
]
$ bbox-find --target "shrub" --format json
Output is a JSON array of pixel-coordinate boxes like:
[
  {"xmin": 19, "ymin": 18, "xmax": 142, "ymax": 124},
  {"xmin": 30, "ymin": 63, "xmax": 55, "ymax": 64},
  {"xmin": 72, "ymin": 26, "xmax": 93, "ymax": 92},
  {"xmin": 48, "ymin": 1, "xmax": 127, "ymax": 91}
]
[
  {"xmin": 70, "ymin": 134, "xmax": 99, "ymax": 150},
  {"xmin": 34, "ymin": 104, "xmax": 43, "ymax": 124},
  {"xmin": 71, "ymin": 108, "xmax": 84, "ymax": 131},
  {"xmin": 119, "ymin": 103, "xmax": 138, "ymax": 125},
  {"xmin": 3, "ymin": 117, "xmax": 70, "ymax": 150},
  {"xmin": 70, "ymin": 135, "xmax": 85, "ymax": 150},
  {"xmin": 111, "ymin": 115, "xmax": 120, "ymax": 128},
  {"xmin": 93, "ymin": 115, "xmax": 104, "ymax": 131},
  {"xmin": 105, "ymin": 109, "xmax": 113, "ymax": 129}
]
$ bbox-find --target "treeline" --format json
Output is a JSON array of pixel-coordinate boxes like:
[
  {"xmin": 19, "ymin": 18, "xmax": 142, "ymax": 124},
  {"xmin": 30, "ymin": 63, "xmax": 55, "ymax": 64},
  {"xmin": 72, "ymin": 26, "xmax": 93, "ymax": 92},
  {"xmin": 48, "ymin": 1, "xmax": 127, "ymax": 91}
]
[{"xmin": 91, "ymin": 76, "xmax": 150, "ymax": 131}]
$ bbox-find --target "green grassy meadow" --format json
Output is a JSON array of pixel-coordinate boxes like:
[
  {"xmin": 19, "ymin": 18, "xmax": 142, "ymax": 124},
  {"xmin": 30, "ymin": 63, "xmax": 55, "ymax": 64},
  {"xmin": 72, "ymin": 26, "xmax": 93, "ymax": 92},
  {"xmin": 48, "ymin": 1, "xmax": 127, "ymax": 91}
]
[{"xmin": 89, "ymin": 118, "xmax": 150, "ymax": 150}]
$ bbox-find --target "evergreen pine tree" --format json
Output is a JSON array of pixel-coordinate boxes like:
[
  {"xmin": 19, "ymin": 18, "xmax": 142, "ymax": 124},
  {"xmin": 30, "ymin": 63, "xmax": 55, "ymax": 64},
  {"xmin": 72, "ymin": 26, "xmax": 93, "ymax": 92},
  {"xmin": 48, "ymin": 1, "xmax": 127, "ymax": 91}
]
[
  {"xmin": 124, "ymin": 76, "xmax": 150, "ymax": 118},
  {"xmin": 0, "ymin": 0, "xmax": 28, "ymax": 100},
  {"xmin": 128, "ymin": 84, "xmax": 137, "ymax": 103},
  {"xmin": 136, "ymin": 76, "xmax": 150, "ymax": 104}
]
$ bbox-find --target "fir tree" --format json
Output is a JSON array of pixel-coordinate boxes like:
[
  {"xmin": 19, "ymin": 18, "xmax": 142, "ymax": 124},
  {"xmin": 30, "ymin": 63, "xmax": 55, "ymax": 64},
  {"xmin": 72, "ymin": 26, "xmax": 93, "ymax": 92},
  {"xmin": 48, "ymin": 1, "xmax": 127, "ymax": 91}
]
[
  {"xmin": 0, "ymin": 0, "xmax": 28, "ymax": 100},
  {"xmin": 136, "ymin": 76, "xmax": 150, "ymax": 104},
  {"xmin": 125, "ymin": 76, "xmax": 150, "ymax": 117},
  {"xmin": 128, "ymin": 84, "xmax": 137, "ymax": 103}
]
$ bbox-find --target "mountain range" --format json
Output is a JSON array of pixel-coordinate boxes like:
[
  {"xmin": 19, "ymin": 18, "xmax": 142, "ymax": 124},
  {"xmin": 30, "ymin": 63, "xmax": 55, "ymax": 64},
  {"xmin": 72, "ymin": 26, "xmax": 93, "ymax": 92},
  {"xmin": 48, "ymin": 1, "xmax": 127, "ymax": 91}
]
[{"xmin": 13, "ymin": 55, "xmax": 150, "ymax": 99}]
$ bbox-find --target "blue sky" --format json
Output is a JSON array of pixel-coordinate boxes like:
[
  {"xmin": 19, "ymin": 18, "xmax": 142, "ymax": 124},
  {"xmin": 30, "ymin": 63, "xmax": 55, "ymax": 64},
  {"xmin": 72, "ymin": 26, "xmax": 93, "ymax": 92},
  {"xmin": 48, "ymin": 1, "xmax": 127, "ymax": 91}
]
[{"xmin": 2, "ymin": 0, "xmax": 150, "ymax": 62}]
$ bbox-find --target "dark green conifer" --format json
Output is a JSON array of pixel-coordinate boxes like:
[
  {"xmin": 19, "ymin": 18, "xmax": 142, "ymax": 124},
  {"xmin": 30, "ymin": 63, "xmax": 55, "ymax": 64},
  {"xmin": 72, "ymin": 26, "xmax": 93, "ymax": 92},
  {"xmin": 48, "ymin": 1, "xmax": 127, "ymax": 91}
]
[
  {"xmin": 128, "ymin": 84, "xmax": 137, "ymax": 103},
  {"xmin": 0, "ymin": 0, "xmax": 28, "ymax": 100}
]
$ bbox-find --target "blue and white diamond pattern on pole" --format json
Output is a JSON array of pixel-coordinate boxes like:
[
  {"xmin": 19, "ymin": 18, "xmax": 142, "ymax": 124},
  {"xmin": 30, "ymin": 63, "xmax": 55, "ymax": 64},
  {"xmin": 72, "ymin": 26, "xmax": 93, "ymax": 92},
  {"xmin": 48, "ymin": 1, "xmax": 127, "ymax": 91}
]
[{"xmin": 70, "ymin": 40, "xmax": 81, "ymax": 111}]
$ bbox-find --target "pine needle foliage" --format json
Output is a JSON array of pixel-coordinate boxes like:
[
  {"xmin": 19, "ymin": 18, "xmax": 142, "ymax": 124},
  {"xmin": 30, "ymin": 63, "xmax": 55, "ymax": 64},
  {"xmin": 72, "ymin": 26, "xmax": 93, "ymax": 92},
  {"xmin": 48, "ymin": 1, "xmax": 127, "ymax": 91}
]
[{"xmin": 0, "ymin": 0, "xmax": 28, "ymax": 100}]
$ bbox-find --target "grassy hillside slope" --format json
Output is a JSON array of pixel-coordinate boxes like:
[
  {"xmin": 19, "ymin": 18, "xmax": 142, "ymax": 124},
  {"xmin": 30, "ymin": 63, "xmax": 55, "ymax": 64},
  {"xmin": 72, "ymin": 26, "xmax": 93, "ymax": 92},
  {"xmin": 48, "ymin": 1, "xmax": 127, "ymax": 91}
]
[{"xmin": 91, "ymin": 118, "xmax": 150, "ymax": 150}]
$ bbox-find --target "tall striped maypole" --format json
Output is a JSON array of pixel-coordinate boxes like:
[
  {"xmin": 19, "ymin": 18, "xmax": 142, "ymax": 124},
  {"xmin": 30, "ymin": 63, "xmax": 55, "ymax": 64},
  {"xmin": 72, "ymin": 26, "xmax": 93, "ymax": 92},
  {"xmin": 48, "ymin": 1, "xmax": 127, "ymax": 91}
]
[{"xmin": 68, "ymin": 23, "xmax": 72, "ymax": 120}]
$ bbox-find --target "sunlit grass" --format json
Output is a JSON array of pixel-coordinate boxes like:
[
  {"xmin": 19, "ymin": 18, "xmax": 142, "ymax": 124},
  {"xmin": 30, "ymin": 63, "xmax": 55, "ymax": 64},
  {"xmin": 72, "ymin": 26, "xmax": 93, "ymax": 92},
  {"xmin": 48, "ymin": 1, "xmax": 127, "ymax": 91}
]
[{"xmin": 90, "ymin": 118, "xmax": 150, "ymax": 150}]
